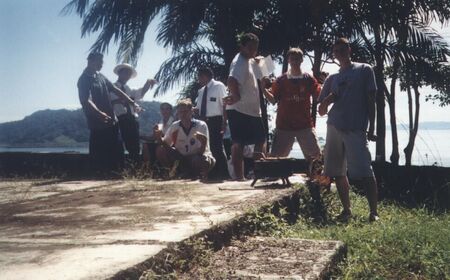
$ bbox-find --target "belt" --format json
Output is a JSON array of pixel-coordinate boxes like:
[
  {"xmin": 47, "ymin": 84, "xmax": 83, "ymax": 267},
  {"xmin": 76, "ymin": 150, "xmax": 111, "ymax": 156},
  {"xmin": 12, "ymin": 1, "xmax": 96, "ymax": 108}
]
[{"xmin": 201, "ymin": 115, "xmax": 222, "ymax": 121}]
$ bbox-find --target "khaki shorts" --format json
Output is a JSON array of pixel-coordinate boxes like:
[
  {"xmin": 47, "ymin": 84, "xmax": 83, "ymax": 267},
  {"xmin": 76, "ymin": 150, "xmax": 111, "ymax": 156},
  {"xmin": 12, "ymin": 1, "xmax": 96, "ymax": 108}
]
[
  {"xmin": 323, "ymin": 125, "xmax": 374, "ymax": 179},
  {"xmin": 271, "ymin": 127, "xmax": 321, "ymax": 161}
]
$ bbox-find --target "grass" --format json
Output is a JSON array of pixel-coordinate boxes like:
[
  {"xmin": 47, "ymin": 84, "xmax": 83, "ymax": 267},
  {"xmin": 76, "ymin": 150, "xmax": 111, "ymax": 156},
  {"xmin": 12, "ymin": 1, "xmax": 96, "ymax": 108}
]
[
  {"xmin": 264, "ymin": 185, "xmax": 450, "ymax": 280},
  {"xmin": 138, "ymin": 182, "xmax": 449, "ymax": 279}
]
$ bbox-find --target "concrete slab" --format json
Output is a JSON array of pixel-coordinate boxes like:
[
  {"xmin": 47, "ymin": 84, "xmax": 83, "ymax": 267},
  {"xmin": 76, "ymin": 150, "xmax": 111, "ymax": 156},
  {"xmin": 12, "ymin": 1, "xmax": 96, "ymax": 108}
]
[
  {"xmin": 0, "ymin": 176, "xmax": 305, "ymax": 280},
  {"xmin": 179, "ymin": 236, "xmax": 346, "ymax": 280}
]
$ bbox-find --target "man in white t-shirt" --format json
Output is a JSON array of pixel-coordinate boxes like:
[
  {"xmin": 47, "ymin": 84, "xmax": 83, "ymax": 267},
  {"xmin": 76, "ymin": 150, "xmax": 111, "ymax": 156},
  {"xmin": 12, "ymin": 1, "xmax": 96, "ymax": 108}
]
[
  {"xmin": 194, "ymin": 67, "xmax": 228, "ymax": 180},
  {"xmin": 110, "ymin": 63, "xmax": 156, "ymax": 163},
  {"xmin": 224, "ymin": 33, "xmax": 266, "ymax": 180},
  {"xmin": 154, "ymin": 99, "xmax": 215, "ymax": 180}
]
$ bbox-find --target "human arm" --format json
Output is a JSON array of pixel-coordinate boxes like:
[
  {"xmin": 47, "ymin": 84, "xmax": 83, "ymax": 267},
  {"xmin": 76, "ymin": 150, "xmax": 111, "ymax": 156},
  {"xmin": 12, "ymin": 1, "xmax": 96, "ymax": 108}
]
[
  {"xmin": 194, "ymin": 123, "xmax": 209, "ymax": 154},
  {"xmin": 366, "ymin": 66, "xmax": 378, "ymax": 141},
  {"xmin": 260, "ymin": 76, "xmax": 276, "ymax": 105},
  {"xmin": 129, "ymin": 79, "xmax": 157, "ymax": 101},
  {"xmin": 78, "ymin": 80, "xmax": 112, "ymax": 123},
  {"xmin": 317, "ymin": 76, "xmax": 335, "ymax": 116},
  {"xmin": 194, "ymin": 132, "xmax": 208, "ymax": 155},
  {"xmin": 224, "ymin": 76, "xmax": 240, "ymax": 105},
  {"xmin": 218, "ymin": 84, "xmax": 228, "ymax": 134},
  {"xmin": 367, "ymin": 89, "xmax": 377, "ymax": 141}
]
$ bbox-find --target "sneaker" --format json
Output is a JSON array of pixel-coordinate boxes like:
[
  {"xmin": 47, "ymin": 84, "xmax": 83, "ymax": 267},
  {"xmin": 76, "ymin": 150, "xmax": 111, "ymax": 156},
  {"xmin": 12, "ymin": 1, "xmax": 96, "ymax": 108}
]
[
  {"xmin": 369, "ymin": 213, "xmax": 380, "ymax": 222},
  {"xmin": 336, "ymin": 210, "xmax": 352, "ymax": 222}
]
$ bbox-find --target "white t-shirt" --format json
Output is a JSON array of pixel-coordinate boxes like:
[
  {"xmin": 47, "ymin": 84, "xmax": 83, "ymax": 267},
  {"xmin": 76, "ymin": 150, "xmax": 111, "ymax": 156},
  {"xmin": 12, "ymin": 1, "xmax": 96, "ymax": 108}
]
[
  {"xmin": 160, "ymin": 116, "xmax": 174, "ymax": 135},
  {"xmin": 227, "ymin": 53, "xmax": 261, "ymax": 117},
  {"xmin": 195, "ymin": 79, "xmax": 227, "ymax": 117},
  {"xmin": 163, "ymin": 119, "xmax": 212, "ymax": 157},
  {"xmin": 110, "ymin": 81, "xmax": 144, "ymax": 117}
]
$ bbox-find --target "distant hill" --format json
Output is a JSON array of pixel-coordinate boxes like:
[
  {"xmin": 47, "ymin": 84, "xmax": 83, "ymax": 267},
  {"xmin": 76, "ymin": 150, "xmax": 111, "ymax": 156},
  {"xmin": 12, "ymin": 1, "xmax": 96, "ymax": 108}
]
[{"xmin": 0, "ymin": 101, "xmax": 162, "ymax": 147}]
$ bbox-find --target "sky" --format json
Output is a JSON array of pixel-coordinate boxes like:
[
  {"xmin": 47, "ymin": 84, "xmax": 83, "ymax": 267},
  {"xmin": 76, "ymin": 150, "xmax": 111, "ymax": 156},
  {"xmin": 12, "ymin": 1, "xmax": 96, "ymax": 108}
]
[{"xmin": 0, "ymin": 0, "xmax": 449, "ymax": 125}]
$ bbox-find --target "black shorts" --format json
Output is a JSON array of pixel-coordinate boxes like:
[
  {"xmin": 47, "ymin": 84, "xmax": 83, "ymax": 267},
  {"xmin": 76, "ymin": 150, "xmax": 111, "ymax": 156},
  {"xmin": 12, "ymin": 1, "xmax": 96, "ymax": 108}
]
[{"xmin": 227, "ymin": 109, "xmax": 266, "ymax": 145}]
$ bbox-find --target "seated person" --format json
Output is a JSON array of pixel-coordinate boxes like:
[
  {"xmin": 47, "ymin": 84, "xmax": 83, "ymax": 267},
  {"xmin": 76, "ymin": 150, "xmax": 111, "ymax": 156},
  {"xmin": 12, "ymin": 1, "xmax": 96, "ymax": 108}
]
[
  {"xmin": 154, "ymin": 99, "xmax": 215, "ymax": 180},
  {"xmin": 141, "ymin": 102, "xmax": 174, "ymax": 165}
]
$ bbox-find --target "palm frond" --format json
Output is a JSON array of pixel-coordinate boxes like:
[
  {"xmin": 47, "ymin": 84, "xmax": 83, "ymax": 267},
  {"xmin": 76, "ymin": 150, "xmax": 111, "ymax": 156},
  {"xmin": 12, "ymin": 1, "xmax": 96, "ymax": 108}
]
[
  {"xmin": 153, "ymin": 43, "xmax": 224, "ymax": 96},
  {"xmin": 60, "ymin": 0, "xmax": 90, "ymax": 16},
  {"xmin": 156, "ymin": 0, "xmax": 210, "ymax": 48}
]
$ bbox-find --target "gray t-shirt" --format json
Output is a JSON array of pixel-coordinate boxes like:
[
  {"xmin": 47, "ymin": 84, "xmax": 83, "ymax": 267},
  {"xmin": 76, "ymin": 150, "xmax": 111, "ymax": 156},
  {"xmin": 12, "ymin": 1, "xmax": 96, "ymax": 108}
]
[
  {"xmin": 78, "ymin": 69, "xmax": 117, "ymax": 130},
  {"xmin": 318, "ymin": 62, "xmax": 377, "ymax": 131},
  {"xmin": 227, "ymin": 53, "xmax": 261, "ymax": 117}
]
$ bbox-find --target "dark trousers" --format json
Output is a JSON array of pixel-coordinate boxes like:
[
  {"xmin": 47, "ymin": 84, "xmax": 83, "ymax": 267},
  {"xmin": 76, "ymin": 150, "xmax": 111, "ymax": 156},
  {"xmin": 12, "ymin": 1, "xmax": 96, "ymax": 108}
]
[
  {"xmin": 89, "ymin": 124, "xmax": 124, "ymax": 173},
  {"xmin": 118, "ymin": 114, "xmax": 140, "ymax": 163},
  {"xmin": 204, "ymin": 116, "xmax": 228, "ymax": 179}
]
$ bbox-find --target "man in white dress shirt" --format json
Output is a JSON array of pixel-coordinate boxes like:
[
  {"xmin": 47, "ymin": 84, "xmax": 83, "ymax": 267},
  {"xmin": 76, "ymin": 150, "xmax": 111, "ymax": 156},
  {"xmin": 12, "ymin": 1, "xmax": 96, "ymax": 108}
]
[
  {"xmin": 154, "ymin": 99, "xmax": 215, "ymax": 180},
  {"xmin": 110, "ymin": 63, "xmax": 156, "ymax": 163},
  {"xmin": 195, "ymin": 67, "xmax": 228, "ymax": 180}
]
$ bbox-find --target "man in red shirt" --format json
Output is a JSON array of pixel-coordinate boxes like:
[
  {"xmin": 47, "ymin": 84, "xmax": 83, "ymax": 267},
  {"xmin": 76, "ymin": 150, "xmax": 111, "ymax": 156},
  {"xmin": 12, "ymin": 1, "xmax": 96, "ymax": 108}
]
[{"xmin": 262, "ymin": 48, "xmax": 321, "ymax": 162}]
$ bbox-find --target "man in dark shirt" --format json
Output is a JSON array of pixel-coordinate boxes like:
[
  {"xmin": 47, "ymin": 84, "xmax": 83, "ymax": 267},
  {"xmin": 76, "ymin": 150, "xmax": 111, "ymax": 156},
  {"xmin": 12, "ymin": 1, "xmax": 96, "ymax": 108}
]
[{"xmin": 77, "ymin": 52, "xmax": 140, "ymax": 174}]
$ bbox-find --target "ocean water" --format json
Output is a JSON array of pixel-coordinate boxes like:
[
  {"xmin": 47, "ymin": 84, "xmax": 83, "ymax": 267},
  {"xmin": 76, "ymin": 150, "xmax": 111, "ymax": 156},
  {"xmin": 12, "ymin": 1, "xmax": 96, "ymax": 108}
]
[
  {"xmin": 289, "ymin": 129, "xmax": 450, "ymax": 167},
  {"xmin": 0, "ymin": 129, "xmax": 449, "ymax": 166}
]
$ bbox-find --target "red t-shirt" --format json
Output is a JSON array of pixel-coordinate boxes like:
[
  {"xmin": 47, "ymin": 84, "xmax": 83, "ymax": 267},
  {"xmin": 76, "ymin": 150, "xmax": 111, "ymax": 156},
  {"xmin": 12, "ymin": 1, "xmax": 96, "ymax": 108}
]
[{"xmin": 271, "ymin": 73, "xmax": 320, "ymax": 130}]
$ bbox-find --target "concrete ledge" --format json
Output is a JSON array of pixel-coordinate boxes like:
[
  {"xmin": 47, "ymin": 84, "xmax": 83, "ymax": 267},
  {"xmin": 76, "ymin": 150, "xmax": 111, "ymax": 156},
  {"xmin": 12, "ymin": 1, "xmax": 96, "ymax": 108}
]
[{"xmin": 179, "ymin": 237, "xmax": 346, "ymax": 279}]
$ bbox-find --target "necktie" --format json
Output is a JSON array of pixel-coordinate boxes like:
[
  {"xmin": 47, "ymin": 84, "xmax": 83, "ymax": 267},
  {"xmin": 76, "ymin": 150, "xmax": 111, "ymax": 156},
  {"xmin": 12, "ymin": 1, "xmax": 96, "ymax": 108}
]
[{"xmin": 200, "ymin": 85, "xmax": 208, "ymax": 120}]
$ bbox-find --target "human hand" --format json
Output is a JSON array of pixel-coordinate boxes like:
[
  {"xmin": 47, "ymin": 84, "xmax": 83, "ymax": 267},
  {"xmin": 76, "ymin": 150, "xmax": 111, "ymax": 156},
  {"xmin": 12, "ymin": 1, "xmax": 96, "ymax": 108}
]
[
  {"xmin": 220, "ymin": 122, "xmax": 227, "ymax": 135},
  {"xmin": 99, "ymin": 111, "xmax": 112, "ymax": 123},
  {"xmin": 318, "ymin": 103, "xmax": 328, "ymax": 116},
  {"xmin": 316, "ymin": 71, "xmax": 329, "ymax": 84},
  {"xmin": 146, "ymin": 79, "xmax": 157, "ymax": 88},
  {"xmin": 193, "ymin": 132, "xmax": 207, "ymax": 141},
  {"xmin": 254, "ymin": 55, "xmax": 264, "ymax": 64},
  {"xmin": 260, "ymin": 76, "xmax": 271, "ymax": 88},
  {"xmin": 367, "ymin": 128, "xmax": 377, "ymax": 142},
  {"xmin": 223, "ymin": 95, "xmax": 240, "ymax": 105},
  {"xmin": 193, "ymin": 107, "xmax": 200, "ymax": 115},
  {"xmin": 153, "ymin": 125, "xmax": 163, "ymax": 142},
  {"xmin": 133, "ymin": 103, "xmax": 143, "ymax": 113}
]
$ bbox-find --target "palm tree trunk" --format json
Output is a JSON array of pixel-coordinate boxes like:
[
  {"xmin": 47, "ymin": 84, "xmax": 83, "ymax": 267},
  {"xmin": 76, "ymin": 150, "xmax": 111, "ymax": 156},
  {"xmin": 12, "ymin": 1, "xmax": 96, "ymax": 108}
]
[
  {"xmin": 404, "ymin": 84, "xmax": 420, "ymax": 167},
  {"xmin": 388, "ymin": 69, "xmax": 400, "ymax": 165},
  {"xmin": 373, "ymin": 27, "xmax": 386, "ymax": 162}
]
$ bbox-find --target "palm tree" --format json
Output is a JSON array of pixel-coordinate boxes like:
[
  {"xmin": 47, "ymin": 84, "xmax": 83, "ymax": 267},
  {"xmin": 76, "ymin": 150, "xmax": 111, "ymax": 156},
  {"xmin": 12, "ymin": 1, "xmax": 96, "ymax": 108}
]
[{"xmin": 64, "ymin": 0, "xmax": 450, "ymax": 167}]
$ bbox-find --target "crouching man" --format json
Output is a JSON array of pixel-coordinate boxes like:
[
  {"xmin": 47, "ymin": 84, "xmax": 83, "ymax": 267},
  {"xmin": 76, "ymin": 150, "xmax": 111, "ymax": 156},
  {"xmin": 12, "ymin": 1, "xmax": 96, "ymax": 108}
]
[{"xmin": 154, "ymin": 99, "xmax": 215, "ymax": 180}]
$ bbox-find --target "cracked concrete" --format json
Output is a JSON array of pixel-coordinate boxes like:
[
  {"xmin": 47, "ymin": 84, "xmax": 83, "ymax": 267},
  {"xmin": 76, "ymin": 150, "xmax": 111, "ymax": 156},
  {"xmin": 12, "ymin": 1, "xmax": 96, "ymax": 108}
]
[{"xmin": 0, "ymin": 177, "xmax": 305, "ymax": 280}]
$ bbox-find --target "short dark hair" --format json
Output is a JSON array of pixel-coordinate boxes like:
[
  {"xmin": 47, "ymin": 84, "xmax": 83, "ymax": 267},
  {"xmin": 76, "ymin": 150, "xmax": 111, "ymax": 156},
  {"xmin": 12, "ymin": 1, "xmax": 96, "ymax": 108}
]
[
  {"xmin": 334, "ymin": 37, "xmax": 350, "ymax": 48},
  {"xmin": 239, "ymin": 33, "xmax": 259, "ymax": 47},
  {"xmin": 160, "ymin": 102, "xmax": 173, "ymax": 111},
  {"xmin": 87, "ymin": 52, "xmax": 103, "ymax": 61},
  {"xmin": 198, "ymin": 67, "xmax": 214, "ymax": 79}
]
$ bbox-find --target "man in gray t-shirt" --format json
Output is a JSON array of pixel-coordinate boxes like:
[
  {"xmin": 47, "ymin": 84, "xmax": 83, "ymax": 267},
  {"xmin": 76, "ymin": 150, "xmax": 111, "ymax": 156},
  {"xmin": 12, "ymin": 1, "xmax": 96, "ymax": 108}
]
[
  {"xmin": 78, "ymin": 52, "xmax": 140, "ymax": 173},
  {"xmin": 318, "ymin": 38, "xmax": 379, "ymax": 222}
]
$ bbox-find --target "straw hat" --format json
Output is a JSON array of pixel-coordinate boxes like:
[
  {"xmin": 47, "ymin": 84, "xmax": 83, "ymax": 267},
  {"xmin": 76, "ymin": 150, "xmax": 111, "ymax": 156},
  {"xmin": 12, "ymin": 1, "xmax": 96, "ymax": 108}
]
[{"xmin": 113, "ymin": 63, "xmax": 137, "ymax": 78}]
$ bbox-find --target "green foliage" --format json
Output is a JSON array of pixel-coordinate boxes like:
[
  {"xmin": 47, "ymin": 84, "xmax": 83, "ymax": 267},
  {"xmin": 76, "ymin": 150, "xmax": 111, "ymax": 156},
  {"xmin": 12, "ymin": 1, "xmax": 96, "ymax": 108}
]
[{"xmin": 282, "ymin": 185, "xmax": 450, "ymax": 279}]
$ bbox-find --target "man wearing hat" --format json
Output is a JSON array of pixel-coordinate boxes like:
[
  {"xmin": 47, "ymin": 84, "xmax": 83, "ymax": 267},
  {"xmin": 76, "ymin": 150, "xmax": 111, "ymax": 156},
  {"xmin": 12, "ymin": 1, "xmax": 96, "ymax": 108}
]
[{"xmin": 110, "ymin": 63, "xmax": 156, "ymax": 164}]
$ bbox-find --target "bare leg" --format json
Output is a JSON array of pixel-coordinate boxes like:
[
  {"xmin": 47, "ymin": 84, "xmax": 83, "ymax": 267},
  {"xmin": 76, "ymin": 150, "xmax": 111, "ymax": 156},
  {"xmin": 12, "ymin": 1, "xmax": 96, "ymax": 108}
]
[
  {"xmin": 335, "ymin": 175, "xmax": 351, "ymax": 214},
  {"xmin": 155, "ymin": 145, "xmax": 172, "ymax": 167},
  {"xmin": 142, "ymin": 143, "xmax": 150, "ymax": 164},
  {"xmin": 358, "ymin": 176, "xmax": 378, "ymax": 216},
  {"xmin": 254, "ymin": 142, "xmax": 266, "ymax": 155},
  {"xmin": 231, "ymin": 143, "xmax": 244, "ymax": 179}
]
